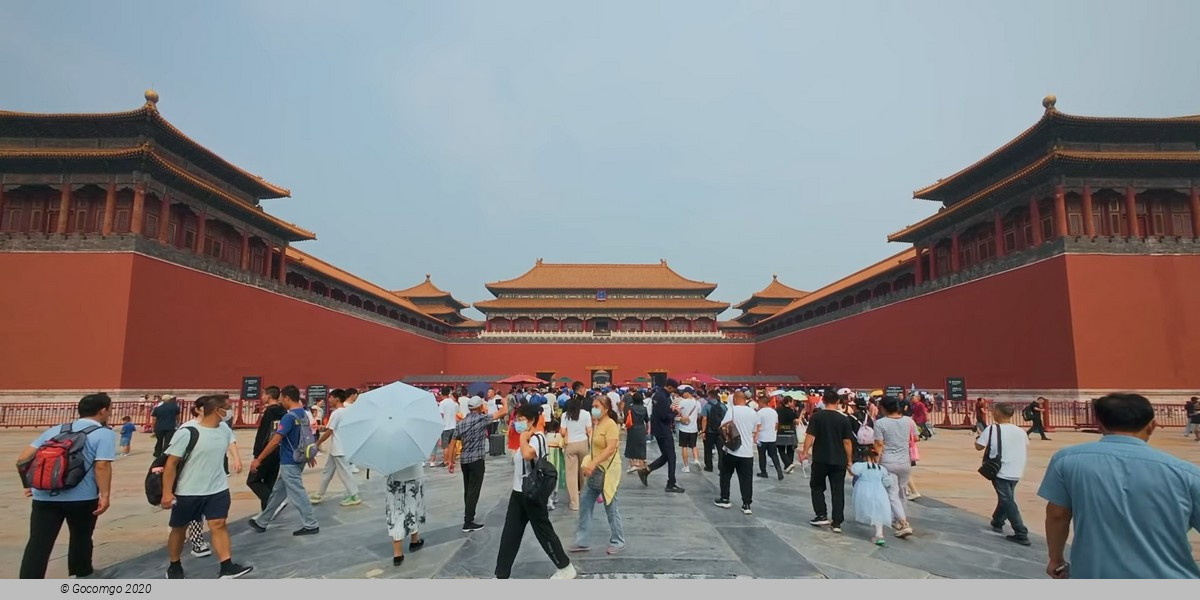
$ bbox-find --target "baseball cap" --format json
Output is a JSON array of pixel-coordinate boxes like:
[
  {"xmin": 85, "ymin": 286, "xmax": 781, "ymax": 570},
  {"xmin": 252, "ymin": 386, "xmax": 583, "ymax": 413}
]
[
  {"xmin": 467, "ymin": 396, "xmax": 483, "ymax": 409},
  {"xmin": 679, "ymin": 384, "xmax": 695, "ymax": 393},
  {"xmin": 161, "ymin": 394, "xmax": 176, "ymax": 402},
  {"xmin": 837, "ymin": 387, "xmax": 853, "ymax": 397}
]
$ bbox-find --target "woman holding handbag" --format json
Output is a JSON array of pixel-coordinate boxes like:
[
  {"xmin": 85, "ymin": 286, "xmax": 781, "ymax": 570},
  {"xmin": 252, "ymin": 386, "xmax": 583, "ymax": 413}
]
[
  {"xmin": 569, "ymin": 394, "xmax": 626, "ymax": 555},
  {"xmin": 872, "ymin": 397, "xmax": 915, "ymax": 539}
]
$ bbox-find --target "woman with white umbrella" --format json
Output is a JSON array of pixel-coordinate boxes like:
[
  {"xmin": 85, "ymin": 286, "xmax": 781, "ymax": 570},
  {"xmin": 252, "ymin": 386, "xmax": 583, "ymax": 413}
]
[{"xmin": 332, "ymin": 382, "xmax": 442, "ymax": 569}]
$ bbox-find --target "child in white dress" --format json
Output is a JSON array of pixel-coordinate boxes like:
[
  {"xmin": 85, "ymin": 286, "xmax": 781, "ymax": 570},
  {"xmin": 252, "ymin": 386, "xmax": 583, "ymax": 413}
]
[{"xmin": 851, "ymin": 450, "xmax": 894, "ymax": 546}]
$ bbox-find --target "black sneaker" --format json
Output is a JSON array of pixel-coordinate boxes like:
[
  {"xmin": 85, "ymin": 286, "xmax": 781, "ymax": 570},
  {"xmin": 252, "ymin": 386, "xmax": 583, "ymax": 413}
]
[
  {"xmin": 462, "ymin": 522, "xmax": 485, "ymax": 533},
  {"xmin": 742, "ymin": 505, "xmax": 753, "ymax": 515},
  {"xmin": 292, "ymin": 526, "xmax": 320, "ymax": 536},
  {"xmin": 1005, "ymin": 535, "xmax": 1032, "ymax": 546},
  {"xmin": 248, "ymin": 518, "xmax": 266, "ymax": 533},
  {"xmin": 638, "ymin": 469, "xmax": 649, "ymax": 487},
  {"xmin": 165, "ymin": 562, "xmax": 184, "ymax": 580},
  {"xmin": 665, "ymin": 484, "xmax": 685, "ymax": 493},
  {"xmin": 777, "ymin": 472, "xmax": 784, "ymax": 481},
  {"xmin": 989, "ymin": 523, "xmax": 1005, "ymax": 535},
  {"xmin": 714, "ymin": 498, "xmax": 732, "ymax": 509},
  {"xmin": 809, "ymin": 516, "xmax": 831, "ymax": 526},
  {"xmin": 756, "ymin": 473, "xmax": 768, "ymax": 478},
  {"xmin": 409, "ymin": 539, "xmax": 425, "ymax": 551},
  {"xmin": 218, "ymin": 563, "xmax": 253, "ymax": 579},
  {"xmin": 703, "ymin": 467, "xmax": 713, "ymax": 472}
]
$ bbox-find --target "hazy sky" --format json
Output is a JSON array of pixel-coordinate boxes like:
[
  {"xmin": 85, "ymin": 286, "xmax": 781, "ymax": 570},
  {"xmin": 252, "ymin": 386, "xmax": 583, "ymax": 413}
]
[{"xmin": 3, "ymin": 1, "xmax": 1197, "ymax": 319}]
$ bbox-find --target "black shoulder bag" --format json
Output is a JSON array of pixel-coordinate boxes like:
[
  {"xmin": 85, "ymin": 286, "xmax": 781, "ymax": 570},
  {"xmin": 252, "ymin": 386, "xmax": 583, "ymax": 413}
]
[{"xmin": 978, "ymin": 425, "xmax": 1003, "ymax": 481}]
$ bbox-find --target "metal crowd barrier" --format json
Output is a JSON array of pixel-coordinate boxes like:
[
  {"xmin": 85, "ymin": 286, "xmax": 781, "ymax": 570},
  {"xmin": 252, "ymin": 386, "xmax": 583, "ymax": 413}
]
[{"xmin": 0, "ymin": 398, "xmax": 264, "ymax": 430}]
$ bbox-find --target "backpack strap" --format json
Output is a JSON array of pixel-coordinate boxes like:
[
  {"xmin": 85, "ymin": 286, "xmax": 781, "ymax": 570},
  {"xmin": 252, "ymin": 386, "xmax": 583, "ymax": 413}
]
[
  {"xmin": 77, "ymin": 425, "xmax": 102, "ymax": 435},
  {"xmin": 178, "ymin": 426, "xmax": 201, "ymax": 463}
]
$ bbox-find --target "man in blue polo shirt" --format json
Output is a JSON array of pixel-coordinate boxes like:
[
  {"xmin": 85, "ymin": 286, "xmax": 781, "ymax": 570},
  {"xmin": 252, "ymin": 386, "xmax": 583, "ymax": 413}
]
[
  {"xmin": 248, "ymin": 385, "xmax": 319, "ymax": 536},
  {"xmin": 17, "ymin": 393, "xmax": 117, "ymax": 579},
  {"xmin": 1039, "ymin": 392, "xmax": 1200, "ymax": 579}
]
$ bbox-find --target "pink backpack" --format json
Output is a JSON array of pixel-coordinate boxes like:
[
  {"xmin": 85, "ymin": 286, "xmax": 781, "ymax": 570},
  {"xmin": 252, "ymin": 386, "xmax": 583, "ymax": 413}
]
[{"xmin": 856, "ymin": 418, "xmax": 875, "ymax": 446}]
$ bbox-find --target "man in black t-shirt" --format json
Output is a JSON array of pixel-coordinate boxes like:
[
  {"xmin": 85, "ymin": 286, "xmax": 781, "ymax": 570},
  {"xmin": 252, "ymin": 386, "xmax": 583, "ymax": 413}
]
[
  {"xmin": 247, "ymin": 386, "xmax": 286, "ymax": 510},
  {"xmin": 151, "ymin": 395, "xmax": 181, "ymax": 457},
  {"xmin": 799, "ymin": 390, "xmax": 854, "ymax": 532},
  {"xmin": 776, "ymin": 398, "xmax": 800, "ymax": 473}
]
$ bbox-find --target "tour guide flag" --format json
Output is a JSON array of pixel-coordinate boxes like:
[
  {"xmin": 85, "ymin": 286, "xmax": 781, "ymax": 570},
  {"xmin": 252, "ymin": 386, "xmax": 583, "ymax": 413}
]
[{"xmin": 335, "ymin": 382, "xmax": 442, "ymax": 475}]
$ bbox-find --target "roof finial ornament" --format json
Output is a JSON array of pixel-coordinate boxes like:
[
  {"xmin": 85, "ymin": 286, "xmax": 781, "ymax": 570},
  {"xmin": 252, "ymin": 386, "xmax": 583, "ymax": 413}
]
[
  {"xmin": 772, "ymin": 273, "xmax": 778, "ymax": 280},
  {"xmin": 1042, "ymin": 94, "xmax": 1057, "ymax": 111},
  {"xmin": 660, "ymin": 258, "xmax": 667, "ymax": 265},
  {"xmin": 536, "ymin": 258, "xmax": 543, "ymax": 265},
  {"xmin": 144, "ymin": 89, "xmax": 159, "ymax": 106},
  {"xmin": 424, "ymin": 273, "xmax": 430, "ymax": 281}
]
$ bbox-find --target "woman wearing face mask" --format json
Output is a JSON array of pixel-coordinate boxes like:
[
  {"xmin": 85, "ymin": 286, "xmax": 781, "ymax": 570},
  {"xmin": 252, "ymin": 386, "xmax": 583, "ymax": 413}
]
[
  {"xmin": 495, "ymin": 403, "xmax": 575, "ymax": 579},
  {"xmin": 570, "ymin": 394, "xmax": 625, "ymax": 555}
]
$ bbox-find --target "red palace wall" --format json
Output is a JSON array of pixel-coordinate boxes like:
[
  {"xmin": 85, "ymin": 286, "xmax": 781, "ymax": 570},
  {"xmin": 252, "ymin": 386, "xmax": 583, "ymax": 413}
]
[
  {"xmin": 0, "ymin": 253, "xmax": 134, "ymax": 390},
  {"xmin": 753, "ymin": 256, "xmax": 1079, "ymax": 392},
  {"xmin": 1064, "ymin": 254, "xmax": 1200, "ymax": 391},
  {"xmin": 0, "ymin": 252, "xmax": 446, "ymax": 395},
  {"xmin": 446, "ymin": 342, "xmax": 755, "ymax": 385}
]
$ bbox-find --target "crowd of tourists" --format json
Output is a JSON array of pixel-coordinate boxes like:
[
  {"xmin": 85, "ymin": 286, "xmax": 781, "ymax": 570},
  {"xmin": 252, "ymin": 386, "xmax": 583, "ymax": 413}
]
[{"xmin": 13, "ymin": 380, "xmax": 1200, "ymax": 580}]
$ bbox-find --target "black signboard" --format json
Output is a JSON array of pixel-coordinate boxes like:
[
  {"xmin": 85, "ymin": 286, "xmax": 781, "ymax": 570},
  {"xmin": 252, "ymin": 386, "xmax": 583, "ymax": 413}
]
[
  {"xmin": 241, "ymin": 376, "xmax": 262, "ymax": 400},
  {"xmin": 945, "ymin": 376, "xmax": 967, "ymax": 401},
  {"xmin": 885, "ymin": 386, "xmax": 904, "ymax": 400},
  {"xmin": 306, "ymin": 385, "xmax": 328, "ymax": 407}
]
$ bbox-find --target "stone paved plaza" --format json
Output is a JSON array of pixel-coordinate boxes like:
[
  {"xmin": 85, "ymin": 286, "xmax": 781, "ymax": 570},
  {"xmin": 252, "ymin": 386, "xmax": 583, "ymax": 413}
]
[{"xmin": 4, "ymin": 429, "xmax": 1198, "ymax": 579}]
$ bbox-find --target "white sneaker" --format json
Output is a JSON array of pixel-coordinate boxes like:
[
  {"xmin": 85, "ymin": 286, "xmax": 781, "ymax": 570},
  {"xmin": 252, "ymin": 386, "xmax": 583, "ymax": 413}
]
[
  {"xmin": 190, "ymin": 544, "xmax": 212, "ymax": 558},
  {"xmin": 550, "ymin": 564, "xmax": 577, "ymax": 579},
  {"xmin": 784, "ymin": 464, "xmax": 796, "ymax": 474}
]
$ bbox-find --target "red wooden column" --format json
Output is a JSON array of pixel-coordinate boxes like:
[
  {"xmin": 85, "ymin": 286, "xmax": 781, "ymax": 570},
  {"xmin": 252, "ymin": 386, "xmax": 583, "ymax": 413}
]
[
  {"xmin": 1124, "ymin": 186, "xmax": 1140, "ymax": 238},
  {"xmin": 711, "ymin": 319, "xmax": 718, "ymax": 332},
  {"xmin": 0, "ymin": 186, "xmax": 6, "ymax": 230},
  {"xmin": 277, "ymin": 244, "xmax": 287, "ymax": 284},
  {"xmin": 913, "ymin": 245, "xmax": 925, "ymax": 284},
  {"xmin": 130, "ymin": 182, "xmax": 145, "ymax": 236},
  {"xmin": 1053, "ymin": 185, "xmax": 1068, "ymax": 238},
  {"xmin": 1081, "ymin": 185, "xmax": 1095, "ymax": 238},
  {"xmin": 928, "ymin": 242, "xmax": 938, "ymax": 280},
  {"xmin": 558, "ymin": 319, "xmax": 564, "ymax": 332},
  {"xmin": 687, "ymin": 319, "xmax": 694, "ymax": 332},
  {"xmin": 1190, "ymin": 186, "xmax": 1200, "ymax": 238},
  {"xmin": 193, "ymin": 209, "xmax": 207, "ymax": 254},
  {"xmin": 640, "ymin": 319, "xmax": 646, "ymax": 332},
  {"xmin": 157, "ymin": 193, "xmax": 170, "ymax": 243},
  {"xmin": 56, "ymin": 185, "xmax": 72, "ymax": 234},
  {"xmin": 1029, "ymin": 196, "xmax": 1043, "ymax": 245},
  {"xmin": 949, "ymin": 233, "xmax": 960, "ymax": 273},
  {"xmin": 993, "ymin": 212, "xmax": 1006, "ymax": 258},
  {"xmin": 101, "ymin": 183, "xmax": 116, "ymax": 235},
  {"xmin": 533, "ymin": 317, "xmax": 540, "ymax": 332},
  {"xmin": 261, "ymin": 244, "xmax": 272, "ymax": 277},
  {"xmin": 240, "ymin": 231, "xmax": 250, "ymax": 270}
]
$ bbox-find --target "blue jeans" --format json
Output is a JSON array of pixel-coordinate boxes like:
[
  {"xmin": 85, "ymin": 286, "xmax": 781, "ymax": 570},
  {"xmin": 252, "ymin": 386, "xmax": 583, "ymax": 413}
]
[
  {"xmin": 573, "ymin": 484, "xmax": 624, "ymax": 549},
  {"xmin": 256, "ymin": 464, "xmax": 318, "ymax": 529},
  {"xmin": 990, "ymin": 477, "xmax": 1028, "ymax": 538}
]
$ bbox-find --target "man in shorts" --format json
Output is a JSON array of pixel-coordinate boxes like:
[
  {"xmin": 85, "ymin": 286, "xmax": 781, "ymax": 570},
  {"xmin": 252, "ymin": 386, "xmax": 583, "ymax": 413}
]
[
  {"xmin": 160, "ymin": 395, "xmax": 253, "ymax": 579},
  {"xmin": 676, "ymin": 385, "xmax": 701, "ymax": 473}
]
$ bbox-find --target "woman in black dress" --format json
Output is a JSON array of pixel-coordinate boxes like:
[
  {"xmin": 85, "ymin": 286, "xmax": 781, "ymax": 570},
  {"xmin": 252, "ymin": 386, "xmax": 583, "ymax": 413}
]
[{"xmin": 624, "ymin": 391, "xmax": 649, "ymax": 472}]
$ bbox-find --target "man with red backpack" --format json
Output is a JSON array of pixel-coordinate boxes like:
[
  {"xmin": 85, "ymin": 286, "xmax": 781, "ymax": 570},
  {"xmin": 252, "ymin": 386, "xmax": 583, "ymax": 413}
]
[{"xmin": 16, "ymin": 393, "xmax": 117, "ymax": 579}]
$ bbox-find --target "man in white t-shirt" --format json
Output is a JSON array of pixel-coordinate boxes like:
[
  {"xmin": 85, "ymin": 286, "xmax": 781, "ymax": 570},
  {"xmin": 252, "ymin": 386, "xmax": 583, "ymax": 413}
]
[
  {"xmin": 161, "ymin": 395, "xmax": 252, "ymax": 579},
  {"xmin": 458, "ymin": 391, "xmax": 471, "ymax": 420},
  {"xmin": 313, "ymin": 390, "xmax": 361, "ymax": 507},
  {"xmin": 434, "ymin": 387, "xmax": 458, "ymax": 467},
  {"xmin": 676, "ymin": 386, "xmax": 701, "ymax": 473},
  {"xmin": 715, "ymin": 390, "xmax": 760, "ymax": 515},
  {"xmin": 975, "ymin": 402, "xmax": 1030, "ymax": 545},
  {"xmin": 755, "ymin": 402, "xmax": 783, "ymax": 480}
]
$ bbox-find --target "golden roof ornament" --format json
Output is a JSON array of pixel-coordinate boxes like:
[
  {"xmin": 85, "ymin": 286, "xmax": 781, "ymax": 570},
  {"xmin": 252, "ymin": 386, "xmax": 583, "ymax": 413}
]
[
  {"xmin": 1042, "ymin": 94, "xmax": 1057, "ymax": 111},
  {"xmin": 144, "ymin": 89, "xmax": 159, "ymax": 105}
]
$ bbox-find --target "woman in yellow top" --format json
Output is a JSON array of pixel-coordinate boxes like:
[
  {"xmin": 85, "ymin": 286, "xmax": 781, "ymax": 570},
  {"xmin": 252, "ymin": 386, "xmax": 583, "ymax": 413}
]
[{"xmin": 569, "ymin": 394, "xmax": 625, "ymax": 555}]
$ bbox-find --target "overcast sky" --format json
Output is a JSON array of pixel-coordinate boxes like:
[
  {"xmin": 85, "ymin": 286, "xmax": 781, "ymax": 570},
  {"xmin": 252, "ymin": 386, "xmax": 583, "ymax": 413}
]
[{"xmin": 3, "ymin": 1, "xmax": 1197, "ymax": 318}]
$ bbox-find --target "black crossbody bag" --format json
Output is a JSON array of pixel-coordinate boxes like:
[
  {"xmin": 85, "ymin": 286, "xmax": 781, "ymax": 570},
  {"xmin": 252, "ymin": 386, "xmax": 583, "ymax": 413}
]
[{"xmin": 978, "ymin": 425, "xmax": 1003, "ymax": 481}]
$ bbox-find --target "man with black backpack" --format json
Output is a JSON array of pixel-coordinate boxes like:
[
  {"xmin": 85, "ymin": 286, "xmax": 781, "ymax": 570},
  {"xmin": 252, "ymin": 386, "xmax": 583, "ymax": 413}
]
[
  {"xmin": 700, "ymin": 389, "xmax": 726, "ymax": 472},
  {"xmin": 160, "ymin": 395, "xmax": 253, "ymax": 579},
  {"xmin": 17, "ymin": 393, "xmax": 116, "ymax": 579},
  {"xmin": 247, "ymin": 385, "xmax": 319, "ymax": 536}
]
